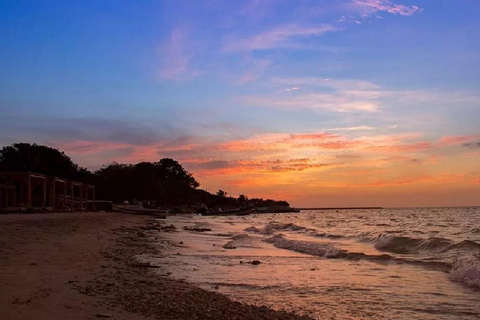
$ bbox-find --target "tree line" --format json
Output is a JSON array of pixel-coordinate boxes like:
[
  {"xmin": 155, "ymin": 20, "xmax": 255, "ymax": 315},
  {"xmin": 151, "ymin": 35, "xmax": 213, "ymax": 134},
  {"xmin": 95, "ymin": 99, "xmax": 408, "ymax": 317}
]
[{"xmin": 0, "ymin": 143, "xmax": 290, "ymax": 208}]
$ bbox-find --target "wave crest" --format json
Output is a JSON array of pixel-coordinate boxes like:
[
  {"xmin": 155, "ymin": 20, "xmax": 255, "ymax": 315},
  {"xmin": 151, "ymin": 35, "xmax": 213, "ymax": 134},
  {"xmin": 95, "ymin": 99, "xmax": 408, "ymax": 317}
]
[
  {"xmin": 265, "ymin": 235, "xmax": 343, "ymax": 258},
  {"xmin": 449, "ymin": 255, "xmax": 480, "ymax": 289},
  {"xmin": 244, "ymin": 222, "xmax": 308, "ymax": 235},
  {"xmin": 373, "ymin": 234, "xmax": 479, "ymax": 254}
]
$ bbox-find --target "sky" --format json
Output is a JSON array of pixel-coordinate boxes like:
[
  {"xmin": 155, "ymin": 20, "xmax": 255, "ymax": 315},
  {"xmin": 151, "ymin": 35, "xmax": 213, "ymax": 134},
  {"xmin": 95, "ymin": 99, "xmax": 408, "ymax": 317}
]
[{"xmin": 1, "ymin": 0, "xmax": 479, "ymax": 207}]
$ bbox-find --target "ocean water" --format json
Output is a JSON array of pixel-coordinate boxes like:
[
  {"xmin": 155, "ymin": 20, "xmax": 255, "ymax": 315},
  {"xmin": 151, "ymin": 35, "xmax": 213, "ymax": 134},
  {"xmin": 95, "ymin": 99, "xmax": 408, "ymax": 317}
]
[{"xmin": 148, "ymin": 208, "xmax": 480, "ymax": 319}]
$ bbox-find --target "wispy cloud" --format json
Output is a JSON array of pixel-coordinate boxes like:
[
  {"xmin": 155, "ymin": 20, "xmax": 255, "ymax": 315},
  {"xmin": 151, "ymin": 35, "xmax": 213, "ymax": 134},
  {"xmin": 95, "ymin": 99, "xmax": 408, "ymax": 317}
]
[
  {"xmin": 328, "ymin": 126, "xmax": 377, "ymax": 131},
  {"xmin": 248, "ymin": 76, "xmax": 382, "ymax": 112},
  {"xmin": 242, "ymin": 92, "xmax": 380, "ymax": 112},
  {"xmin": 272, "ymin": 77, "xmax": 380, "ymax": 91},
  {"xmin": 235, "ymin": 58, "xmax": 272, "ymax": 84},
  {"xmin": 222, "ymin": 24, "xmax": 338, "ymax": 52},
  {"xmin": 217, "ymin": 131, "xmax": 478, "ymax": 156},
  {"xmin": 344, "ymin": 173, "xmax": 465, "ymax": 188},
  {"xmin": 437, "ymin": 135, "xmax": 478, "ymax": 147},
  {"xmin": 244, "ymin": 76, "xmax": 480, "ymax": 114},
  {"xmin": 353, "ymin": 0, "xmax": 422, "ymax": 16},
  {"xmin": 159, "ymin": 28, "xmax": 202, "ymax": 80},
  {"xmin": 186, "ymin": 158, "xmax": 333, "ymax": 176}
]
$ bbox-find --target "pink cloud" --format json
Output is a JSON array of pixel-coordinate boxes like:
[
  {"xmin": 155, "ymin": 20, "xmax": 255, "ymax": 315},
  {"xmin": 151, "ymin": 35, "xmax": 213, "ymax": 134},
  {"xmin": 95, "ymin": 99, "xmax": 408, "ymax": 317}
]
[
  {"xmin": 218, "ymin": 132, "xmax": 437, "ymax": 155},
  {"xmin": 353, "ymin": 0, "xmax": 422, "ymax": 16},
  {"xmin": 222, "ymin": 24, "xmax": 338, "ymax": 52},
  {"xmin": 242, "ymin": 92, "xmax": 380, "ymax": 112},
  {"xmin": 437, "ymin": 135, "xmax": 478, "ymax": 147},
  {"xmin": 338, "ymin": 169, "xmax": 389, "ymax": 176},
  {"xmin": 370, "ymin": 141, "xmax": 432, "ymax": 153},
  {"xmin": 271, "ymin": 77, "xmax": 380, "ymax": 91},
  {"xmin": 220, "ymin": 132, "xmax": 344, "ymax": 152},
  {"xmin": 187, "ymin": 158, "xmax": 334, "ymax": 177},
  {"xmin": 346, "ymin": 173, "xmax": 465, "ymax": 188},
  {"xmin": 235, "ymin": 58, "xmax": 272, "ymax": 84},
  {"xmin": 159, "ymin": 28, "xmax": 202, "ymax": 81}
]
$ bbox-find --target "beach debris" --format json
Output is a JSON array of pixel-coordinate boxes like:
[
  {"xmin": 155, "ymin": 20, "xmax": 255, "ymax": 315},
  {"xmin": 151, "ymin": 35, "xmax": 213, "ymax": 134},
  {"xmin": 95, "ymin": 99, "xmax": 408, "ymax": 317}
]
[
  {"xmin": 96, "ymin": 313, "xmax": 113, "ymax": 318},
  {"xmin": 240, "ymin": 260, "xmax": 262, "ymax": 265},
  {"xmin": 130, "ymin": 262, "xmax": 161, "ymax": 268},
  {"xmin": 223, "ymin": 242, "xmax": 237, "ymax": 249},
  {"xmin": 160, "ymin": 224, "xmax": 176, "ymax": 231},
  {"xmin": 183, "ymin": 226, "xmax": 212, "ymax": 232}
]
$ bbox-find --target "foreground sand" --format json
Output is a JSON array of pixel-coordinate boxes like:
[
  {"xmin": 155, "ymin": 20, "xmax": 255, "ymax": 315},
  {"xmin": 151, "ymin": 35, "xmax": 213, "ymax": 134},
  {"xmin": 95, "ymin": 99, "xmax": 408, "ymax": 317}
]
[{"xmin": 0, "ymin": 212, "xmax": 312, "ymax": 320}]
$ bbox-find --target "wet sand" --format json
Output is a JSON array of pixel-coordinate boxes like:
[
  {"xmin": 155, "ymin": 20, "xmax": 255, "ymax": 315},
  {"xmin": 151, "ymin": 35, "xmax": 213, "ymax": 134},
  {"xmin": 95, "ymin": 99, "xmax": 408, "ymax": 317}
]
[{"xmin": 0, "ymin": 212, "xmax": 312, "ymax": 320}]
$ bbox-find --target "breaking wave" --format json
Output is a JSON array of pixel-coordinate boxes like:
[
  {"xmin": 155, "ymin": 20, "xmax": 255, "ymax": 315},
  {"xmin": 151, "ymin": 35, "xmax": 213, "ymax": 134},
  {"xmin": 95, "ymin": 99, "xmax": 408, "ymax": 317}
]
[
  {"xmin": 223, "ymin": 234, "xmax": 259, "ymax": 249},
  {"xmin": 244, "ymin": 218, "xmax": 480, "ymax": 290},
  {"xmin": 469, "ymin": 228, "xmax": 480, "ymax": 234},
  {"xmin": 244, "ymin": 222, "xmax": 308, "ymax": 234},
  {"xmin": 264, "ymin": 235, "xmax": 452, "ymax": 271},
  {"xmin": 244, "ymin": 222, "xmax": 344, "ymax": 239},
  {"xmin": 265, "ymin": 234, "xmax": 344, "ymax": 258},
  {"xmin": 373, "ymin": 234, "xmax": 480, "ymax": 255},
  {"xmin": 449, "ymin": 255, "xmax": 480, "ymax": 289}
]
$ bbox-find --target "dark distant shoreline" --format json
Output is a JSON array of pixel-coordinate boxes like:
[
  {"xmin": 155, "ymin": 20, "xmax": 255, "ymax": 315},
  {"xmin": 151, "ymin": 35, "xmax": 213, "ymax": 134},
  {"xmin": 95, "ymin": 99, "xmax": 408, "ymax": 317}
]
[{"xmin": 298, "ymin": 207, "xmax": 384, "ymax": 210}]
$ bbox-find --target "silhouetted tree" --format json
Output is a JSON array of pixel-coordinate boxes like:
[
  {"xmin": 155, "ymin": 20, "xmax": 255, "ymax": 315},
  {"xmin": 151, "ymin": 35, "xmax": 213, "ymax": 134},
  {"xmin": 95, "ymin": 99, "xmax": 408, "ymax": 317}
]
[
  {"xmin": 238, "ymin": 194, "xmax": 247, "ymax": 202},
  {"xmin": 93, "ymin": 162, "xmax": 134, "ymax": 202},
  {"xmin": 0, "ymin": 142, "xmax": 88, "ymax": 180},
  {"xmin": 93, "ymin": 158, "xmax": 200, "ymax": 205},
  {"xmin": 216, "ymin": 189, "xmax": 227, "ymax": 197},
  {"xmin": 0, "ymin": 142, "xmax": 290, "ymax": 208}
]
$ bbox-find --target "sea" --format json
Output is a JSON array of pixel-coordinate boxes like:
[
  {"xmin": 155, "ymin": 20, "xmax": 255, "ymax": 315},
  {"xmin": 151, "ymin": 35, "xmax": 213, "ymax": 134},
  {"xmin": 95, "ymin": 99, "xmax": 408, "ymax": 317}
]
[{"xmin": 145, "ymin": 207, "xmax": 480, "ymax": 319}]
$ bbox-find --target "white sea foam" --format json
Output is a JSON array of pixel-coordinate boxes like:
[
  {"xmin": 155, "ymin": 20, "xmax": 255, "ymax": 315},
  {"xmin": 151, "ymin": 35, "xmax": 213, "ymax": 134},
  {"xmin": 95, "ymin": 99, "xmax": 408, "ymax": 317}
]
[
  {"xmin": 265, "ymin": 234, "xmax": 344, "ymax": 258},
  {"xmin": 244, "ymin": 221, "xmax": 309, "ymax": 235},
  {"xmin": 223, "ymin": 234, "xmax": 259, "ymax": 249},
  {"xmin": 449, "ymin": 255, "xmax": 480, "ymax": 289}
]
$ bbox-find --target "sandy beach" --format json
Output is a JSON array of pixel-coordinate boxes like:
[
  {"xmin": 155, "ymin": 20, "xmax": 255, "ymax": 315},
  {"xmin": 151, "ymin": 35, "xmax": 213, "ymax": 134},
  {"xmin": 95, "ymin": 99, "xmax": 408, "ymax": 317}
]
[{"xmin": 0, "ymin": 212, "xmax": 312, "ymax": 320}]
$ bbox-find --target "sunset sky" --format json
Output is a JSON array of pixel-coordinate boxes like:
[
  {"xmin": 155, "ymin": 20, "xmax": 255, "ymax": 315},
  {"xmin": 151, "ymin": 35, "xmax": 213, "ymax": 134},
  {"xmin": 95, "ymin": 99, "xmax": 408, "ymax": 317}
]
[{"xmin": 1, "ymin": 0, "xmax": 479, "ymax": 207}]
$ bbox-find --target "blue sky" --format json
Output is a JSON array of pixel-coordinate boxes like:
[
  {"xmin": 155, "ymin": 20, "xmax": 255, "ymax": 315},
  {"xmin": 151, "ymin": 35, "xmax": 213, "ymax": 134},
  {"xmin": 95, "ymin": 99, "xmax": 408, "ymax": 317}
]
[{"xmin": 1, "ymin": 0, "xmax": 479, "ymax": 206}]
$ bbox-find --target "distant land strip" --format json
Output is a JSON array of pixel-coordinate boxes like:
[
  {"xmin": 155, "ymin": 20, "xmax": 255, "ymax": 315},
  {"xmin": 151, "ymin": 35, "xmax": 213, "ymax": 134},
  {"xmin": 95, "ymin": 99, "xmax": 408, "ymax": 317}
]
[{"xmin": 298, "ymin": 207, "xmax": 384, "ymax": 210}]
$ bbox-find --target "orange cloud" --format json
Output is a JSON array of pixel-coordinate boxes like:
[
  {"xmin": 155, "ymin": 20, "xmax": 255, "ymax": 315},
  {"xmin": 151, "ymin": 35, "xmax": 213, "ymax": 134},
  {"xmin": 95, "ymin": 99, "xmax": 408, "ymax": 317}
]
[
  {"xmin": 338, "ymin": 169, "xmax": 389, "ymax": 176},
  {"xmin": 437, "ymin": 135, "xmax": 478, "ymax": 146},
  {"xmin": 47, "ymin": 130, "xmax": 480, "ymax": 207},
  {"xmin": 369, "ymin": 141, "xmax": 432, "ymax": 153},
  {"xmin": 189, "ymin": 158, "xmax": 333, "ymax": 176},
  {"xmin": 346, "ymin": 173, "xmax": 465, "ymax": 188}
]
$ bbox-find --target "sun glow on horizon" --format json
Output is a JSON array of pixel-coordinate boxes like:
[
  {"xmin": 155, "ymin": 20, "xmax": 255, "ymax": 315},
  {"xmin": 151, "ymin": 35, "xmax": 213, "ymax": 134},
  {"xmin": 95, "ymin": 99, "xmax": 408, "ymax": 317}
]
[{"xmin": 1, "ymin": 0, "xmax": 479, "ymax": 207}]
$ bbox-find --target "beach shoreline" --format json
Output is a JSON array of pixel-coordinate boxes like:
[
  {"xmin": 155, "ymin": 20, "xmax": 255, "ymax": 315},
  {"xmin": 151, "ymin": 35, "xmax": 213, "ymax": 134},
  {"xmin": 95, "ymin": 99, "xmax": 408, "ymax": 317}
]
[{"xmin": 0, "ymin": 212, "xmax": 312, "ymax": 320}]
